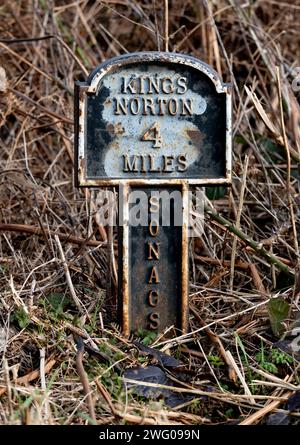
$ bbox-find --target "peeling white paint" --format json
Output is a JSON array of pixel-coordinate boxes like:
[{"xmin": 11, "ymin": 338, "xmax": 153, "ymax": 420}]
[{"xmin": 100, "ymin": 66, "xmax": 206, "ymax": 178}]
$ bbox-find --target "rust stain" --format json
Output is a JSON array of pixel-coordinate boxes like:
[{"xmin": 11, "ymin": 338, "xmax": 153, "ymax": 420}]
[
  {"xmin": 186, "ymin": 129, "xmax": 205, "ymax": 146},
  {"xmin": 79, "ymin": 157, "xmax": 85, "ymax": 173},
  {"xmin": 121, "ymin": 183, "xmax": 130, "ymax": 337},
  {"xmin": 181, "ymin": 182, "xmax": 189, "ymax": 334},
  {"xmin": 78, "ymin": 178, "xmax": 231, "ymax": 187},
  {"xmin": 106, "ymin": 122, "xmax": 125, "ymax": 136}
]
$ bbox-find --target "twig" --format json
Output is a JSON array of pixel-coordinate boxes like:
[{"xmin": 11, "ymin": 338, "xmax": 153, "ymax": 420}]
[
  {"xmin": 190, "ymin": 306, "xmax": 237, "ymax": 382},
  {"xmin": 39, "ymin": 348, "xmax": 46, "ymax": 392},
  {"xmin": 0, "ymin": 223, "xmax": 106, "ymax": 248},
  {"xmin": 3, "ymin": 359, "xmax": 12, "ymax": 416},
  {"xmin": 55, "ymin": 235, "xmax": 84, "ymax": 313},
  {"xmin": 276, "ymin": 66, "xmax": 299, "ymax": 256},
  {"xmin": 157, "ymin": 299, "xmax": 270, "ymax": 348},
  {"xmin": 240, "ymin": 363, "xmax": 300, "ymax": 425},
  {"xmin": 95, "ymin": 379, "xmax": 116, "ymax": 416},
  {"xmin": 74, "ymin": 335, "xmax": 96, "ymax": 424},
  {"xmin": 40, "ymin": 347, "xmax": 50, "ymax": 422},
  {"xmin": 249, "ymin": 263, "xmax": 266, "ymax": 294},
  {"xmin": 230, "ymin": 155, "xmax": 249, "ymax": 290},
  {"xmin": 10, "ymin": 88, "xmax": 73, "ymax": 125},
  {"xmin": 123, "ymin": 378, "xmax": 286, "ymax": 403},
  {"xmin": 244, "ymin": 85, "xmax": 300, "ymax": 163},
  {"xmin": 106, "ymin": 223, "xmax": 113, "ymax": 304},
  {"xmin": 205, "ymin": 204, "xmax": 294, "ymax": 276},
  {"xmin": 225, "ymin": 350, "xmax": 255, "ymax": 405},
  {"xmin": 195, "ymin": 255, "xmax": 250, "ymax": 269},
  {"xmin": 0, "ymin": 35, "xmax": 55, "ymax": 44},
  {"xmin": 164, "ymin": 0, "xmax": 169, "ymax": 51},
  {"xmin": 0, "ymin": 359, "xmax": 56, "ymax": 397},
  {"xmin": 240, "ymin": 396, "xmax": 290, "ymax": 425},
  {"xmin": 0, "ymin": 42, "xmax": 72, "ymax": 94}
]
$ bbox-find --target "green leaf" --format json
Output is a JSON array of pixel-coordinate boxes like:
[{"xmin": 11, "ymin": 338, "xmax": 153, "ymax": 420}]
[
  {"xmin": 12, "ymin": 307, "xmax": 30, "ymax": 329},
  {"xmin": 205, "ymin": 186, "xmax": 226, "ymax": 200},
  {"xmin": 47, "ymin": 293, "xmax": 70, "ymax": 315},
  {"xmin": 234, "ymin": 134, "xmax": 247, "ymax": 145},
  {"xmin": 207, "ymin": 355, "xmax": 224, "ymax": 367},
  {"xmin": 268, "ymin": 297, "xmax": 290, "ymax": 337},
  {"xmin": 276, "ymin": 272, "xmax": 294, "ymax": 290}
]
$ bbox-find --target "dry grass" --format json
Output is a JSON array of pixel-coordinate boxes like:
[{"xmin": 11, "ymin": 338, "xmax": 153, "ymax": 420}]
[{"xmin": 0, "ymin": 0, "xmax": 300, "ymax": 425}]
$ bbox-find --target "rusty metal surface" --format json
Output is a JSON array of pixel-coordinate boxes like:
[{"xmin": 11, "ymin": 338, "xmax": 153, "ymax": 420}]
[
  {"xmin": 75, "ymin": 52, "xmax": 232, "ymax": 187},
  {"xmin": 118, "ymin": 184, "xmax": 188, "ymax": 335},
  {"xmin": 181, "ymin": 182, "xmax": 189, "ymax": 333}
]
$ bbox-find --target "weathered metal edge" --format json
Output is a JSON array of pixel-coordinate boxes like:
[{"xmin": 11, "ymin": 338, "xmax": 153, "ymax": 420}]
[
  {"xmin": 86, "ymin": 52, "xmax": 229, "ymax": 94},
  {"xmin": 76, "ymin": 178, "xmax": 232, "ymax": 187},
  {"xmin": 226, "ymin": 88, "xmax": 232, "ymax": 183},
  {"xmin": 181, "ymin": 181, "xmax": 189, "ymax": 335},
  {"xmin": 119, "ymin": 183, "xmax": 130, "ymax": 336},
  {"xmin": 75, "ymin": 81, "xmax": 88, "ymax": 186},
  {"xmin": 74, "ymin": 82, "xmax": 80, "ymax": 189}
]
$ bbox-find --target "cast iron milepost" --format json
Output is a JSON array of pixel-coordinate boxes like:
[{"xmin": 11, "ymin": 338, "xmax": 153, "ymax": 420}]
[{"xmin": 74, "ymin": 52, "xmax": 232, "ymax": 337}]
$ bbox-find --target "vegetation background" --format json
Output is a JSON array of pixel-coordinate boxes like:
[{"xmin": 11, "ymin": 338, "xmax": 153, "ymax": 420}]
[{"xmin": 0, "ymin": 0, "xmax": 300, "ymax": 425}]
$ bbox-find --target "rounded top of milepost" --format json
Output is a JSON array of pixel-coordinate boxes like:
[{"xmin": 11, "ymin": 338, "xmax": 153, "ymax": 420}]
[{"xmin": 86, "ymin": 51, "xmax": 230, "ymax": 95}]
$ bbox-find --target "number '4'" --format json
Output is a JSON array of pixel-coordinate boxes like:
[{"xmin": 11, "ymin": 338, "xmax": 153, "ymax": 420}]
[{"xmin": 142, "ymin": 123, "xmax": 162, "ymax": 148}]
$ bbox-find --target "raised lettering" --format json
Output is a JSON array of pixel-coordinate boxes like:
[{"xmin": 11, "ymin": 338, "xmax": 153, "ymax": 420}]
[
  {"xmin": 177, "ymin": 76, "xmax": 188, "ymax": 94},
  {"xmin": 140, "ymin": 76, "xmax": 145, "ymax": 94},
  {"xmin": 157, "ymin": 98, "xmax": 167, "ymax": 115},
  {"xmin": 147, "ymin": 242, "xmax": 160, "ymax": 260},
  {"xmin": 148, "ymin": 266, "xmax": 159, "ymax": 283},
  {"xmin": 148, "ymin": 312, "xmax": 160, "ymax": 330},
  {"xmin": 177, "ymin": 154, "xmax": 188, "ymax": 172},
  {"xmin": 168, "ymin": 98, "xmax": 178, "ymax": 116},
  {"xmin": 122, "ymin": 76, "xmax": 136, "ymax": 94},
  {"xmin": 130, "ymin": 98, "xmax": 140, "ymax": 115},
  {"xmin": 114, "ymin": 96, "xmax": 194, "ymax": 116},
  {"xmin": 142, "ymin": 123, "xmax": 162, "ymax": 148},
  {"xmin": 163, "ymin": 155, "xmax": 174, "ymax": 172},
  {"xmin": 114, "ymin": 97, "xmax": 127, "ymax": 115},
  {"xmin": 123, "ymin": 154, "xmax": 139, "ymax": 172},
  {"xmin": 161, "ymin": 77, "xmax": 174, "ymax": 94},
  {"xmin": 168, "ymin": 99, "xmax": 178, "ymax": 116},
  {"xmin": 147, "ymin": 290, "xmax": 159, "ymax": 307},
  {"xmin": 149, "ymin": 155, "xmax": 161, "ymax": 172},
  {"xmin": 140, "ymin": 154, "xmax": 147, "ymax": 173},
  {"xmin": 148, "ymin": 77, "xmax": 160, "ymax": 94},
  {"xmin": 181, "ymin": 98, "xmax": 193, "ymax": 115},
  {"xmin": 142, "ymin": 98, "xmax": 156, "ymax": 115},
  {"xmin": 149, "ymin": 219, "xmax": 159, "ymax": 236}
]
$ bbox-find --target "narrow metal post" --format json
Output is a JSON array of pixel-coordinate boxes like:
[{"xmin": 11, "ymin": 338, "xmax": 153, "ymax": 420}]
[
  {"xmin": 118, "ymin": 182, "xmax": 130, "ymax": 336},
  {"xmin": 181, "ymin": 181, "xmax": 189, "ymax": 334}
]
